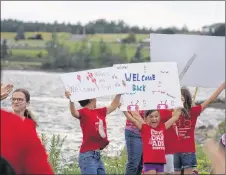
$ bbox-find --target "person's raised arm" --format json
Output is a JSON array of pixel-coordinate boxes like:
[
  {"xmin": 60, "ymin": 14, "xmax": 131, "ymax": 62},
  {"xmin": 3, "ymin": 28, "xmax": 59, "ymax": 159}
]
[
  {"xmin": 65, "ymin": 91, "xmax": 80, "ymax": 119},
  {"xmin": 123, "ymin": 111, "xmax": 145, "ymax": 130},
  {"xmin": 201, "ymin": 82, "xmax": 225, "ymax": 111},
  {"xmin": 106, "ymin": 80, "xmax": 126, "ymax": 115},
  {"xmin": 165, "ymin": 108, "xmax": 181, "ymax": 129},
  {"xmin": 0, "ymin": 84, "xmax": 13, "ymax": 101},
  {"xmin": 106, "ymin": 94, "xmax": 121, "ymax": 114}
]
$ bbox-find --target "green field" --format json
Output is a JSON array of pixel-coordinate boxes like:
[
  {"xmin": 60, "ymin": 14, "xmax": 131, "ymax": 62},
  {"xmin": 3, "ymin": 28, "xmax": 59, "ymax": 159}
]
[
  {"xmin": 1, "ymin": 32, "xmax": 150, "ymax": 61},
  {"xmin": 1, "ymin": 32, "xmax": 149, "ymax": 42}
]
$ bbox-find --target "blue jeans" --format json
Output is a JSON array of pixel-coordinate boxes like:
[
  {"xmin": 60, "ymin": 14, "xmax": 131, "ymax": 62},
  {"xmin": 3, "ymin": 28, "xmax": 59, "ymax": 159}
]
[
  {"xmin": 125, "ymin": 129, "xmax": 143, "ymax": 175},
  {"xmin": 78, "ymin": 151, "xmax": 106, "ymax": 175},
  {"xmin": 174, "ymin": 152, "xmax": 197, "ymax": 171}
]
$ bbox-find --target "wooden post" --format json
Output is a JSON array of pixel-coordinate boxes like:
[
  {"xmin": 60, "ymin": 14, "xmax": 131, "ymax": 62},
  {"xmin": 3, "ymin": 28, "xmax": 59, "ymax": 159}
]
[{"xmin": 192, "ymin": 87, "xmax": 199, "ymax": 105}]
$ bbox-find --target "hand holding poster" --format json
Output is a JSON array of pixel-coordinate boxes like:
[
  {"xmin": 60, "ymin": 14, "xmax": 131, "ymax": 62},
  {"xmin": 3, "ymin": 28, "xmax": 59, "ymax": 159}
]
[
  {"xmin": 114, "ymin": 62, "xmax": 183, "ymax": 111},
  {"xmin": 60, "ymin": 67, "xmax": 127, "ymax": 102}
]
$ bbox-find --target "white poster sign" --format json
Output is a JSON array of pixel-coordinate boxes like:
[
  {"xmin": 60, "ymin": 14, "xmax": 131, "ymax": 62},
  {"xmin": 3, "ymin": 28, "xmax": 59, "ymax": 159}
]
[
  {"xmin": 114, "ymin": 62, "xmax": 183, "ymax": 111},
  {"xmin": 60, "ymin": 67, "xmax": 127, "ymax": 102},
  {"xmin": 150, "ymin": 33, "xmax": 225, "ymax": 88}
]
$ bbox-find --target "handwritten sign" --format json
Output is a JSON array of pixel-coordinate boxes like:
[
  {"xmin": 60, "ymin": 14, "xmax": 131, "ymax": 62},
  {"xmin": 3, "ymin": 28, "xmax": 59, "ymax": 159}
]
[
  {"xmin": 114, "ymin": 62, "xmax": 183, "ymax": 111},
  {"xmin": 60, "ymin": 67, "xmax": 127, "ymax": 102}
]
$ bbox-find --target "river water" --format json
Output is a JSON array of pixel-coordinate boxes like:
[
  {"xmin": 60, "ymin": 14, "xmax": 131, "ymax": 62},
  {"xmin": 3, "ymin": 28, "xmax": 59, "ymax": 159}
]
[{"xmin": 1, "ymin": 70, "xmax": 225, "ymax": 163}]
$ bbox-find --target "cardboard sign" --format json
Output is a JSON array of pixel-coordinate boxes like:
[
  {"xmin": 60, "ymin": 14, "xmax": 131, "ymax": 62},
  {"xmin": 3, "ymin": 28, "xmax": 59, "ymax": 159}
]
[
  {"xmin": 114, "ymin": 62, "xmax": 183, "ymax": 111},
  {"xmin": 60, "ymin": 67, "xmax": 127, "ymax": 102},
  {"xmin": 150, "ymin": 33, "xmax": 225, "ymax": 88}
]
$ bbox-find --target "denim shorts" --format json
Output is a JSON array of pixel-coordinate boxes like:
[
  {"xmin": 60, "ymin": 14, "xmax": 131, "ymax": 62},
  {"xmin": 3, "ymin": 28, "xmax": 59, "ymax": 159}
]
[
  {"xmin": 174, "ymin": 152, "xmax": 197, "ymax": 171},
  {"xmin": 78, "ymin": 150, "xmax": 106, "ymax": 175},
  {"xmin": 143, "ymin": 163, "xmax": 164, "ymax": 173}
]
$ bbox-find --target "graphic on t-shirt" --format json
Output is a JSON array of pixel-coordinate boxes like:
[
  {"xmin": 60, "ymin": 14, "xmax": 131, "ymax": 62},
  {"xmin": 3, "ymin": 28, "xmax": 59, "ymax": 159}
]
[
  {"xmin": 177, "ymin": 118, "xmax": 192, "ymax": 139},
  {"xmin": 95, "ymin": 116, "xmax": 106, "ymax": 138},
  {"xmin": 149, "ymin": 129, "xmax": 165, "ymax": 150},
  {"xmin": 173, "ymin": 123, "xmax": 179, "ymax": 137}
]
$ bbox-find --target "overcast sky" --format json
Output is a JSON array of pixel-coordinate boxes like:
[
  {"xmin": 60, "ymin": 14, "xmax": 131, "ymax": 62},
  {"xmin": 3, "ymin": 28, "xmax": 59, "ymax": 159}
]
[{"xmin": 1, "ymin": 1, "xmax": 225, "ymax": 30}]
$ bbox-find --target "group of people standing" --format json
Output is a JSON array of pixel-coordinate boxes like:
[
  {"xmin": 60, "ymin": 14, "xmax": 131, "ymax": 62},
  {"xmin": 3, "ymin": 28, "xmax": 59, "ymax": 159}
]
[
  {"xmin": 64, "ymin": 82, "xmax": 225, "ymax": 175},
  {"xmin": 0, "ymin": 81, "xmax": 225, "ymax": 175}
]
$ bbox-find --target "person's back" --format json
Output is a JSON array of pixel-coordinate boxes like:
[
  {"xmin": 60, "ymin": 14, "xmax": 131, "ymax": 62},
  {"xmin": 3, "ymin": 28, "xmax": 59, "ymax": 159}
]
[{"xmin": 0, "ymin": 109, "xmax": 54, "ymax": 174}]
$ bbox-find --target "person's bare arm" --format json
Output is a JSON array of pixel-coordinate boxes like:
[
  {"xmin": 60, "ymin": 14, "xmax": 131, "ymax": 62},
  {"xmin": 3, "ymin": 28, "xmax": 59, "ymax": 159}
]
[
  {"xmin": 204, "ymin": 139, "xmax": 225, "ymax": 174},
  {"xmin": 65, "ymin": 91, "xmax": 80, "ymax": 119},
  {"xmin": 165, "ymin": 108, "xmax": 181, "ymax": 129},
  {"xmin": 0, "ymin": 84, "xmax": 13, "ymax": 101},
  {"xmin": 106, "ymin": 94, "xmax": 121, "ymax": 114},
  {"xmin": 201, "ymin": 82, "xmax": 225, "ymax": 111},
  {"xmin": 123, "ymin": 111, "xmax": 144, "ymax": 130},
  {"xmin": 130, "ymin": 111, "xmax": 146, "ymax": 125},
  {"xmin": 106, "ymin": 80, "xmax": 126, "ymax": 114}
]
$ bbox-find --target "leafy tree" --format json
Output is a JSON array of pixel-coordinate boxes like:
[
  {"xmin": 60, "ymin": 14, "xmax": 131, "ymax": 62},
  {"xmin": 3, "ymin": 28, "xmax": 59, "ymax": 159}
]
[{"xmin": 1, "ymin": 39, "xmax": 8, "ymax": 59}]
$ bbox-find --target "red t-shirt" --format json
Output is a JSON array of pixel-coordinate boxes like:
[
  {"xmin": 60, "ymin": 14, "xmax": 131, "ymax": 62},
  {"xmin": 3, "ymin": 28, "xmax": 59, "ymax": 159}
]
[
  {"xmin": 78, "ymin": 107, "xmax": 109, "ymax": 153},
  {"xmin": 24, "ymin": 118, "xmax": 36, "ymax": 131},
  {"xmin": 0, "ymin": 109, "xmax": 54, "ymax": 174},
  {"xmin": 141, "ymin": 123, "xmax": 166, "ymax": 164},
  {"xmin": 176, "ymin": 105, "xmax": 202, "ymax": 152},
  {"xmin": 159, "ymin": 109, "xmax": 179, "ymax": 154}
]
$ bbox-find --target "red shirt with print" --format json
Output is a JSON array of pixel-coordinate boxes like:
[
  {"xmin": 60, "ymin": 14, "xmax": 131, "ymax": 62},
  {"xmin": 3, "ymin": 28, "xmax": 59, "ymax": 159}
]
[
  {"xmin": 159, "ymin": 109, "xmax": 179, "ymax": 154},
  {"xmin": 141, "ymin": 123, "xmax": 166, "ymax": 164},
  {"xmin": 0, "ymin": 109, "xmax": 54, "ymax": 174},
  {"xmin": 78, "ymin": 107, "xmax": 109, "ymax": 153},
  {"xmin": 176, "ymin": 105, "xmax": 202, "ymax": 153}
]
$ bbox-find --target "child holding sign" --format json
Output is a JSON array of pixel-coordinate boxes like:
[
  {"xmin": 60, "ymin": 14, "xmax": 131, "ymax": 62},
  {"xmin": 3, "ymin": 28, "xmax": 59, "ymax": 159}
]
[
  {"xmin": 172, "ymin": 82, "xmax": 225, "ymax": 175},
  {"xmin": 124, "ymin": 108, "xmax": 181, "ymax": 174},
  {"xmin": 65, "ymin": 91, "xmax": 121, "ymax": 175}
]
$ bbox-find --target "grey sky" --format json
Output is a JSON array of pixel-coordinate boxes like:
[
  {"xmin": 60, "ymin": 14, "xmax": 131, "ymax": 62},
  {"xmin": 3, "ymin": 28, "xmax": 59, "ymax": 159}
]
[{"xmin": 1, "ymin": 1, "xmax": 225, "ymax": 30}]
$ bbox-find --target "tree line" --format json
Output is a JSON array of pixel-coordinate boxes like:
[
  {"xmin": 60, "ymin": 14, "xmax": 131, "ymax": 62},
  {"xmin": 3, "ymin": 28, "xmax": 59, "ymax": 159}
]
[{"xmin": 1, "ymin": 19, "xmax": 225, "ymax": 36}]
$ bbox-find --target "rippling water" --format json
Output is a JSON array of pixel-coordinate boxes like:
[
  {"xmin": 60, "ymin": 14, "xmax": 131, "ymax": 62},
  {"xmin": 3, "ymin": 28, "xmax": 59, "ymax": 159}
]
[{"xmin": 1, "ymin": 70, "xmax": 225, "ymax": 162}]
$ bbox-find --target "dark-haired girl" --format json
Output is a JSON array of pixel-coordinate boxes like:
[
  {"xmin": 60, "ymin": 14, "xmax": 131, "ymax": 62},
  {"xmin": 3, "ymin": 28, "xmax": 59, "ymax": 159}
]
[
  {"xmin": 11, "ymin": 88, "xmax": 37, "ymax": 129},
  {"xmin": 124, "ymin": 108, "xmax": 181, "ymax": 174},
  {"xmin": 173, "ymin": 82, "xmax": 225, "ymax": 175}
]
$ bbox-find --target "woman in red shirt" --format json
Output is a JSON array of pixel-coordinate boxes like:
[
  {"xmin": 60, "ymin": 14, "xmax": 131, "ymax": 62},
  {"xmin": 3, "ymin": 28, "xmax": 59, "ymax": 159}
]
[
  {"xmin": 65, "ymin": 90, "xmax": 121, "ymax": 175},
  {"xmin": 173, "ymin": 82, "xmax": 225, "ymax": 175},
  {"xmin": 0, "ymin": 84, "xmax": 53, "ymax": 174},
  {"xmin": 124, "ymin": 108, "xmax": 181, "ymax": 174},
  {"xmin": 0, "ymin": 109, "xmax": 54, "ymax": 174},
  {"xmin": 11, "ymin": 88, "xmax": 37, "ymax": 129}
]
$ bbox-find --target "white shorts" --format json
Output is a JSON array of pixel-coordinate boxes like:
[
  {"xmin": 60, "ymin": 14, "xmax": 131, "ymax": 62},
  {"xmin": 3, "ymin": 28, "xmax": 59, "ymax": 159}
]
[{"xmin": 164, "ymin": 154, "xmax": 174, "ymax": 173}]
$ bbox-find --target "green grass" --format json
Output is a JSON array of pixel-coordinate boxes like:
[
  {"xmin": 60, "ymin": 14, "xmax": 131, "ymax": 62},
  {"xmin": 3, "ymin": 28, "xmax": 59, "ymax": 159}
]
[
  {"xmin": 7, "ymin": 41, "xmax": 149, "ymax": 61},
  {"xmin": 87, "ymin": 33, "xmax": 149, "ymax": 43},
  {"xmin": 2, "ymin": 32, "xmax": 150, "ymax": 61},
  {"xmin": 10, "ymin": 49, "xmax": 48, "ymax": 58},
  {"xmin": 41, "ymin": 133, "xmax": 213, "ymax": 174},
  {"xmin": 1, "ymin": 60, "xmax": 42, "ymax": 66},
  {"xmin": 1, "ymin": 32, "xmax": 149, "ymax": 43},
  {"xmin": 1, "ymin": 32, "xmax": 71, "ymax": 41}
]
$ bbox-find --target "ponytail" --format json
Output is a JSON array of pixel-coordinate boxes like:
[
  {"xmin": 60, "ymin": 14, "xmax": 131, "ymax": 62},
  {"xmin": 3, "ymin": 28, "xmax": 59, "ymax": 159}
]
[{"xmin": 24, "ymin": 109, "xmax": 38, "ymax": 127}]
